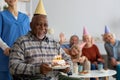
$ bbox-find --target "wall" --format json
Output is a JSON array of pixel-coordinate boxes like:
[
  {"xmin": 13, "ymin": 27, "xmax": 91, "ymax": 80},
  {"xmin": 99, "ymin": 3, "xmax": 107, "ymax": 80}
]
[
  {"xmin": 30, "ymin": 0, "xmax": 120, "ymax": 54},
  {"xmin": 31, "ymin": 0, "xmax": 120, "ymax": 41},
  {"xmin": 1, "ymin": 0, "xmax": 120, "ymax": 41},
  {"xmin": 1, "ymin": 0, "xmax": 120, "ymax": 54}
]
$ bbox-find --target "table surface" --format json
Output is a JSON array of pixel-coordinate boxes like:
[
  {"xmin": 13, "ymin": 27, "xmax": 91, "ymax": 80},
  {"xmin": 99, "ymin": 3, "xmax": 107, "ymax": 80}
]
[{"xmin": 61, "ymin": 69, "xmax": 116, "ymax": 78}]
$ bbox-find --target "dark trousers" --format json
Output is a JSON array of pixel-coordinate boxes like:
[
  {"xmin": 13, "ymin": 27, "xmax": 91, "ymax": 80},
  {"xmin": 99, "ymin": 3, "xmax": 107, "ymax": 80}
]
[
  {"xmin": 58, "ymin": 74, "xmax": 84, "ymax": 80},
  {"xmin": 12, "ymin": 75, "xmax": 51, "ymax": 80},
  {"xmin": 90, "ymin": 64, "xmax": 97, "ymax": 80}
]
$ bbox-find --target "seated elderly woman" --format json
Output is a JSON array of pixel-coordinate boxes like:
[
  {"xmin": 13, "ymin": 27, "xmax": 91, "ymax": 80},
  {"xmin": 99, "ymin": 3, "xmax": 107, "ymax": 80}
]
[
  {"xmin": 102, "ymin": 26, "xmax": 120, "ymax": 80},
  {"xmin": 69, "ymin": 43, "xmax": 90, "ymax": 80},
  {"xmin": 82, "ymin": 27, "xmax": 104, "ymax": 80},
  {"xmin": 70, "ymin": 43, "xmax": 90, "ymax": 71}
]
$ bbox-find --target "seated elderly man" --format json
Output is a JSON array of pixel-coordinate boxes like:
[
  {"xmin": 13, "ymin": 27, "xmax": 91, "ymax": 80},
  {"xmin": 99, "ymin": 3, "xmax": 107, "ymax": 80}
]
[
  {"xmin": 60, "ymin": 34, "xmax": 80, "ymax": 55},
  {"xmin": 9, "ymin": 0, "xmax": 74, "ymax": 80}
]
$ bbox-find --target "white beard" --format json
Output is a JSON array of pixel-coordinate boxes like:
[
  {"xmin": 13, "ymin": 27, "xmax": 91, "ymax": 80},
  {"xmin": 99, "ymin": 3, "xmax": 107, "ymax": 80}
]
[{"xmin": 37, "ymin": 34, "xmax": 45, "ymax": 39}]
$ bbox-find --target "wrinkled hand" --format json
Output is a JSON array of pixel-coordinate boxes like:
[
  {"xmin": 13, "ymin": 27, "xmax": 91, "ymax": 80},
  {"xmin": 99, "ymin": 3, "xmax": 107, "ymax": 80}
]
[
  {"xmin": 92, "ymin": 61, "xmax": 98, "ymax": 67},
  {"xmin": 70, "ymin": 45, "xmax": 80, "ymax": 59},
  {"xmin": 4, "ymin": 48, "xmax": 10, "ymax": 56},
  {"xmin": 97, "ymin": 58, "xmax": 104, "ymax": 63},
  {"xmin": 111, "ymin": 58, "xmax": 117, "ymax": 66},
  {"xmin": 40, "ymin": 63, "xmax": 52, "ymax": 75},
  {"xmin": 70, "ymin": 47, "xmax": 79, "ymax": 56},
  {"xmin": 59, "ymin": 32, "xmax": 66, "ymax": 44}
]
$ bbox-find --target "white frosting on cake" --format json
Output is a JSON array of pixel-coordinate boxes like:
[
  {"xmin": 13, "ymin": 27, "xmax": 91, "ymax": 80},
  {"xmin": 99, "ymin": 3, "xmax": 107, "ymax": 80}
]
[
  {"xmin": 52, "ymin": 55, "xmax": 66, "ymax": 66},
  {"xmin": 52, "ymin": 59, "xmax": 65, "ymax": 66}
]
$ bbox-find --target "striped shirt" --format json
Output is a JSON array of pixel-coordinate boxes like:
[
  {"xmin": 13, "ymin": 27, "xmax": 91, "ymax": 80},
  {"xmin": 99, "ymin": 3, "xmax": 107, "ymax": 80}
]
[{"xmin": 9, "ymin": 32, "xmax": 72, "ymax": 79}]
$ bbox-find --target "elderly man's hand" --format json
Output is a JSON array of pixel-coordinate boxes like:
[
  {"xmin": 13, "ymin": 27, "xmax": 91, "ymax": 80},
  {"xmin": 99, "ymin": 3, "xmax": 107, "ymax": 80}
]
[{"xmin": 40, "ymin": 63, "xmax": 52, "ymax": 75}]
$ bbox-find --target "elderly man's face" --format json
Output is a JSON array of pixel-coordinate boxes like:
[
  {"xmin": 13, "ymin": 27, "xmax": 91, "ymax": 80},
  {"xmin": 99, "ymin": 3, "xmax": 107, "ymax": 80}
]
[
  {"xmin": 30, "ymin": 15, "xmax": 48, "ymax": 39},
  {"xmin": 70, "ymin": 36, "xmax": 79, "ymax": 46}
]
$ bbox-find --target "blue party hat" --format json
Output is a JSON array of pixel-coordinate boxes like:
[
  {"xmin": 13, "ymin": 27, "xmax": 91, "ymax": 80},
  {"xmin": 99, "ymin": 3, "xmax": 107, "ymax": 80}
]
[{"xmin": 105, "ymin": 25, "xmax": 110, "ymax": 34}]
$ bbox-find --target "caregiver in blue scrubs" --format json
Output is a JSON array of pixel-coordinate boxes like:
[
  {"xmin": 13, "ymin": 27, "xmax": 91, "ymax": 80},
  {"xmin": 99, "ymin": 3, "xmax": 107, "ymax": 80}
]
[{"xmin": 0, "ymin": 0, "xmax": 30, "ymax": 80}]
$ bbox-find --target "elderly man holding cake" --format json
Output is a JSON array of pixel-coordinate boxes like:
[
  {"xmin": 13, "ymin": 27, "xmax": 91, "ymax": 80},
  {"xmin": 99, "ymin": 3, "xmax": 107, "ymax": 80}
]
[{"xmin": 9, "ymin": 0, "xmax": 84, "ymax": 80}]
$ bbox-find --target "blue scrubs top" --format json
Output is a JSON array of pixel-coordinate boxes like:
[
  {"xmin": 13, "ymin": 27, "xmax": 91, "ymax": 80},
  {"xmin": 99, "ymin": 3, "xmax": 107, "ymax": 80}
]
[{"xmin": 0, "ymin": 10, "xmax": 30, "ymax": 71}]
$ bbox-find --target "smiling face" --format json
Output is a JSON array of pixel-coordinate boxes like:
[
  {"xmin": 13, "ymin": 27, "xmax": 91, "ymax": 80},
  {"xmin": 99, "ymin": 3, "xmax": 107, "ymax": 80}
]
[
  {"xmin": 103, "ymin": 33, "xmax": 115, "ymax": 43},
  {"xmin": 30, "ymin": 15, "xmax": 48, "ymax": 39},
  {"xmin": 5, "ymin": 0, "xmax": 17, "ymax": 7},
  {"xmin": 69, "ymin": 35, "xmax": 79, "ymax": 46},
  {"xmin": 83, "ymin": 35, "xmax": 91, "ymax": 44}
]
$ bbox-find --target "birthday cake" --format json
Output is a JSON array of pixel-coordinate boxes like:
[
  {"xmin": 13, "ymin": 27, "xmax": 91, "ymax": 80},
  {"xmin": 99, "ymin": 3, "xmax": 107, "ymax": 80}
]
[{"xmin": 52, "ymin": 55, "xmax": 66, "ymax": 67}]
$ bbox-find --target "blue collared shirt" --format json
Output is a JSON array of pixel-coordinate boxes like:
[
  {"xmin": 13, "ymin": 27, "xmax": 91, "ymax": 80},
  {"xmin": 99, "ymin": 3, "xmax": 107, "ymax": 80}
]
[{"xmin": 105, "ymin": 40, "xmax": 120, "ymax": 61}]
